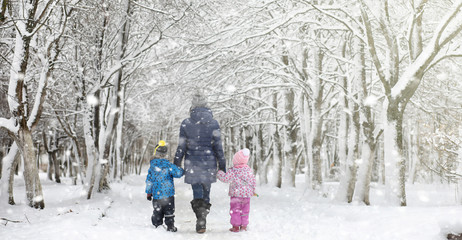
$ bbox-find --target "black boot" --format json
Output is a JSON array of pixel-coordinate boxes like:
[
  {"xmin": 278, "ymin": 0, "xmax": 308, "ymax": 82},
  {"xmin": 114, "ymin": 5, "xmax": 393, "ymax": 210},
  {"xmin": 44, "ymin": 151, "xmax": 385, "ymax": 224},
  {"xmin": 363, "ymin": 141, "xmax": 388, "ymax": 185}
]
[
  {"xmin": 166, "ymin": 224, "xmax": 177, "ymax": 232},
  {"xmin": 191, "ymin": 199, "xmax": 211, "ymax": 233}
]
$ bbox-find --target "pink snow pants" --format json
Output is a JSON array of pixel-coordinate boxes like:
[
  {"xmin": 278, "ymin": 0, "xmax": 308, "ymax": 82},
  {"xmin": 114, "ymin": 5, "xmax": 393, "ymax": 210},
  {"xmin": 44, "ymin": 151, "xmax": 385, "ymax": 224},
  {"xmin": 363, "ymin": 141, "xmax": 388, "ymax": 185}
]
[{"xmin": 229, "ymin": 197, "xmax": 251, "ymax": 227}]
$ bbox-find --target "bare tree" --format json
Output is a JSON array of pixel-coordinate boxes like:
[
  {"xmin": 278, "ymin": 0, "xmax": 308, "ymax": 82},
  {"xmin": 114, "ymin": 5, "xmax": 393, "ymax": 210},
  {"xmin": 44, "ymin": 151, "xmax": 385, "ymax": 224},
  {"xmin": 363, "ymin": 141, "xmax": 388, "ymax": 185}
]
[
  {"xmin": 0, "ymin": 0, "xmax": 74, "ymax": 208},
  {"xmin": 360, "ymin": 0, "xmax": 462, "ymax": 206}
]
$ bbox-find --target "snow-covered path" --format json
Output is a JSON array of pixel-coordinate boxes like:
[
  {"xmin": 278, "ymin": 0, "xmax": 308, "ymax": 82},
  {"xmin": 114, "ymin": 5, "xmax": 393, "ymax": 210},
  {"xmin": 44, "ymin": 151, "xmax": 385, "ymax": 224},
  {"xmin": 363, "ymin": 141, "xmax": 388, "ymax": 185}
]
[{"xmin": 1, "ymin": 173, "xmax": 462, "ymax": 240}]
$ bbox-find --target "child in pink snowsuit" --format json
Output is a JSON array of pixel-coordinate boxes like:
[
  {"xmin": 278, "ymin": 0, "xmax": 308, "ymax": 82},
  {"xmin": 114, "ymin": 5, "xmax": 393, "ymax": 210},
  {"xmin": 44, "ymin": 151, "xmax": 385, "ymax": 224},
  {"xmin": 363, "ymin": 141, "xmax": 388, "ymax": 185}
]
[{"xmin": 217, "ymin": 148, "xmax": 256, "ymax": 232}]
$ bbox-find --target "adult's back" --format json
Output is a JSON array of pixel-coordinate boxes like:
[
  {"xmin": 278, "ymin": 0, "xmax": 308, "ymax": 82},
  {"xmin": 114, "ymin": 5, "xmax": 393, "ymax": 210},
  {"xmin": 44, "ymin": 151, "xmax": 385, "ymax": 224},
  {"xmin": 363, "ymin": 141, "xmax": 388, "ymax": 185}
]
[{"xmin": 174, "ymin": 107, "xmax": 226, "ymax": 184}]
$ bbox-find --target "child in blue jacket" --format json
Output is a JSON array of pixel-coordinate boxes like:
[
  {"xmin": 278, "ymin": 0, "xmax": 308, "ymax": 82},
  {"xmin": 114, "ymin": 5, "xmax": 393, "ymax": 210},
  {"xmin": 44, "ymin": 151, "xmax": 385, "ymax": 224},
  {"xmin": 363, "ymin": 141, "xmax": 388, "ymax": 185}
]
[{"xmin": 146, "ymin": 140, "xmax": 184, "ymax": 232}]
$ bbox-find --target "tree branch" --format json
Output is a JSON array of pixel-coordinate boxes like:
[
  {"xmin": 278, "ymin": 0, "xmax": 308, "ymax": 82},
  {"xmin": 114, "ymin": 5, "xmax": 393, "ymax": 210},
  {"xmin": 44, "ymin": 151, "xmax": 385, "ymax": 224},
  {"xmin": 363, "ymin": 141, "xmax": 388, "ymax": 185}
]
[{"xmin": 359, "ymin": 1, "xmax": 391, "ymax": 97}]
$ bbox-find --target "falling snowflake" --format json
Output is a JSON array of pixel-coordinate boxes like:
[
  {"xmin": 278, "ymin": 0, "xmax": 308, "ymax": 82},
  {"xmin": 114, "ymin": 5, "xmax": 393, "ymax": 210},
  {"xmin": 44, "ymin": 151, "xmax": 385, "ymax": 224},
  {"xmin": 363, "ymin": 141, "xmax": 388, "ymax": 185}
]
[
  {"xmin": 86, "ymin": 95, "xmax": 99, "ymax": 106},
  {"xmin": 364, "ymin": 95, "xmax": 378, "ymax": 107},
  {"xmin": 34, "ymin": 195, "xmax": 44, "ymax": 202},
  {"xmin": 225, "ymin": 84, "xmax": 236, "ymax": 93},
  {"xmin": 436, "ymin": 72, "xmax": 448, "ymax": 81}
]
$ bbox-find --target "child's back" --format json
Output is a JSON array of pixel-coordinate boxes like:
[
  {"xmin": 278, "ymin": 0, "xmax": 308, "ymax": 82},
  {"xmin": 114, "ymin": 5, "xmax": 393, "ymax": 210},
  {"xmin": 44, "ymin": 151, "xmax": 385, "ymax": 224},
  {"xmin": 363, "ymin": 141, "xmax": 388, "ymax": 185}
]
[
  {"xmin": 217, "ymin": 148, "xmax": 256, "ymax": 232},
  {"xmin": 218, "ymin": 165, "xmax": 255, "ymax": 198},
  {"xmin": 146, "ymin": 158, "xmax": 183, "ymax": 199},
  {"xmin": 145, "ymin": 140, "xmax": 184, "ymax": 232}
]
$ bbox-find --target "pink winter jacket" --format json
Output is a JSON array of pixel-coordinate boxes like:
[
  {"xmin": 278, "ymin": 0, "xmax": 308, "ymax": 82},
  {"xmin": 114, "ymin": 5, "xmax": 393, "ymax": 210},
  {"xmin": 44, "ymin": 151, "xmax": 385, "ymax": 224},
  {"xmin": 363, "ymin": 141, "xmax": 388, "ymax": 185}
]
[{"xmin": 217, "ymin": 166, "xmax": 256, "ymax": 198}]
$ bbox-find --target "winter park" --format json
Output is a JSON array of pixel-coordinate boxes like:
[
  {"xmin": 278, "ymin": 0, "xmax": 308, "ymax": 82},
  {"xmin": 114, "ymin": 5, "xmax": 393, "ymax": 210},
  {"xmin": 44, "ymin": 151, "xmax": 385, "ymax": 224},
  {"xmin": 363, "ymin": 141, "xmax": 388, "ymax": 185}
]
[{"xmin": 1, "ymin": 0, "xmax": 462, "ymax": 240}]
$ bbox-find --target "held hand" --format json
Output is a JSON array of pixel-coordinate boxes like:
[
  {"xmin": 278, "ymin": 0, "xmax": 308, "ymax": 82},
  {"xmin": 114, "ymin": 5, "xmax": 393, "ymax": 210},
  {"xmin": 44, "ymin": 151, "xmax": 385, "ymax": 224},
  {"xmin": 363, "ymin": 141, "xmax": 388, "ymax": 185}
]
[{"xmin": 147, "ymin": 194, "xmax": 152, "ymax": 201}]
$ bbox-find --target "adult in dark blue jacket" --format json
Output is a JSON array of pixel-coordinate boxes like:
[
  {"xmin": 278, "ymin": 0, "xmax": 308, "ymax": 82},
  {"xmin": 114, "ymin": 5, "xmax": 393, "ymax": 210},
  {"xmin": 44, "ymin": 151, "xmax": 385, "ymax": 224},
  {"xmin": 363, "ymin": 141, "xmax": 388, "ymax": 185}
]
[{"xmin": 174, "ymin": 92, "xmax": 226, "ymax": 233}]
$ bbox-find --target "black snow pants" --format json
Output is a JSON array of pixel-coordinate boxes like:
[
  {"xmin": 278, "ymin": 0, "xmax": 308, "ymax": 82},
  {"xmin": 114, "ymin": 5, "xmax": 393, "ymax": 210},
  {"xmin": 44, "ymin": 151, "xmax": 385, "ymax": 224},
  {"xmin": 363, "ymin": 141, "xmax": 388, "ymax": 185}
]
[{"xmin": 151, "ymin": 196, "xmax": 175, "ymax": 228}]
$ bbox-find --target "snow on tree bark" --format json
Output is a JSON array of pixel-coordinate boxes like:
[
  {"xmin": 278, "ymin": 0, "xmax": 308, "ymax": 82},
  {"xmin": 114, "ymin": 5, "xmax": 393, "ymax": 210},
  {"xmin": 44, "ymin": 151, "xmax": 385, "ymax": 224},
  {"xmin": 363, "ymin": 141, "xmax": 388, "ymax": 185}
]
[
  {"xmin": 310, "ymin": 46, "xmax": 325, "ymax": 190},
  {"xmin": 283, "ymin": 88, "xmax": 298, "ymax": 188},
  {"xmin": 0, "ymin": 143, "xmax": 18, "ymax": 205},
  {"xmin": 299, "ymin": 93, "xmax": 312, "ymax": 188},
  {"xmin": 353, "ymin": 31, "xmax": 379, "ymax": 205},
  {"xmin": 83, "ymin": 102, "xmax": 100, "ymax": 199},
  {"xmin": 272, "ymin": 92, "xmax": 283, "ymax": 188}
]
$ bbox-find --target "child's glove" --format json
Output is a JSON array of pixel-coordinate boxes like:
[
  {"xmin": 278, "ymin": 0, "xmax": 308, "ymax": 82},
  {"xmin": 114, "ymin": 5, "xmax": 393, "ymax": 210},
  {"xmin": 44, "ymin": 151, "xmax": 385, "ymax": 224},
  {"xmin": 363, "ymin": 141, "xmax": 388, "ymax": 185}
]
[{"xmin": 147, "ymin": 194, "xmax": 152, "ymax": 201}]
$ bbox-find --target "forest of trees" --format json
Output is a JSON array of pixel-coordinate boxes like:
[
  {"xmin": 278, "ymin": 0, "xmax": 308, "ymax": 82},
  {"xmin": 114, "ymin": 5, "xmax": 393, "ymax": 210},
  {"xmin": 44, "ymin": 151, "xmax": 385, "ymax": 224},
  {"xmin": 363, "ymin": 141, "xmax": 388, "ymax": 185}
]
[{"xmin": 0, "ymin": 0, "xmax": 461, "ymax": 209}]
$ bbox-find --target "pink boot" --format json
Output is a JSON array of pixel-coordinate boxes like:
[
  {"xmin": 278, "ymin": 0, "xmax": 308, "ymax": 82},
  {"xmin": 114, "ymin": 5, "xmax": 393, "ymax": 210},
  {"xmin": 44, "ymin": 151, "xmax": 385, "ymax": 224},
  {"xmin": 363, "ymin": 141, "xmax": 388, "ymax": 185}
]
[
  {"xmin": 229, "ymin": 226, "xmax": 240, "ymax": 232},
  {"xmin": 240, "ymin": 226, "xmax": 247, "ymax": 231}
]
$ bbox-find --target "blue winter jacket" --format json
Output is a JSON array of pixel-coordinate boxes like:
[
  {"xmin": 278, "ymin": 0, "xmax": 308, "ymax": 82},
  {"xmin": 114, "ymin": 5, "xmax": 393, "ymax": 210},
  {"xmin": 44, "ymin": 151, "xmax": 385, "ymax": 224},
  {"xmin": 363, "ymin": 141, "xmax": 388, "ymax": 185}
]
[
  {"xmin": 145, "ymin": 158, "xmax": 184, "ymax": 200},
  {"xmin": 174, "ymin": 107, "xmax": 226, "ymax": 184}
]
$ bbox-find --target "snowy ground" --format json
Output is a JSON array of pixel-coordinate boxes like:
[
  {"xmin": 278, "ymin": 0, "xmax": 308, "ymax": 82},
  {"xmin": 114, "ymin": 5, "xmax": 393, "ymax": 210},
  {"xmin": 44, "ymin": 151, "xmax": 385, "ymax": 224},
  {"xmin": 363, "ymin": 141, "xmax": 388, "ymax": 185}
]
[{"xmin": 1, "ymin": 173, "xmax": 462, "ymax": 240}]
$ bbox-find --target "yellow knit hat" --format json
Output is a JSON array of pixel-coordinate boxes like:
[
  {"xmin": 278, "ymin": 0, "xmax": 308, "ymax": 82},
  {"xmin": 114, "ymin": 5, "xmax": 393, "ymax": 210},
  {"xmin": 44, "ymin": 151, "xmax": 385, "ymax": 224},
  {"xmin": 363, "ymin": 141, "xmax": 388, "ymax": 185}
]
[{"xmin": 154, "ymin": 140, "xmax": 167, "ymax": 156}]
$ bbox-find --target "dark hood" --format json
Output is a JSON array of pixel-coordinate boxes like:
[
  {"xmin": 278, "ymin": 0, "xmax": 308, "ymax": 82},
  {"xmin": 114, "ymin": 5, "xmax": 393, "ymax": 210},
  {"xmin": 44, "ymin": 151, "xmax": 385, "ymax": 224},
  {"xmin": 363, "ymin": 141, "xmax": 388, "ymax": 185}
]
[{"xmin": 190, "ymin": 107, "xmax": 213, "ymax": 124}]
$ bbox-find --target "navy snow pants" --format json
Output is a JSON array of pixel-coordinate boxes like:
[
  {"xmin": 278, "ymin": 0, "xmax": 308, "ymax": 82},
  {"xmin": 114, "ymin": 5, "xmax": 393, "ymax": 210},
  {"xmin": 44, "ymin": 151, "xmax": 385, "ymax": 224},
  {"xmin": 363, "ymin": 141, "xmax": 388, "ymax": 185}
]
[{"xmin": 151, "ymin": 196, "xmax": 175, "ymax": 227}]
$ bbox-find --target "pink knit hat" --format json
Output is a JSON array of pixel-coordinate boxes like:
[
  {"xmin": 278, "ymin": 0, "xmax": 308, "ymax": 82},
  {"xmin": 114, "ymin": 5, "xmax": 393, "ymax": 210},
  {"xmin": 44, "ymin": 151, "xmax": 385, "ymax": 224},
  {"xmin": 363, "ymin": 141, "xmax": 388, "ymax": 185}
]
[{"xmin": 233, "ymin": 148, "xmax": 250, "ymax": 167}]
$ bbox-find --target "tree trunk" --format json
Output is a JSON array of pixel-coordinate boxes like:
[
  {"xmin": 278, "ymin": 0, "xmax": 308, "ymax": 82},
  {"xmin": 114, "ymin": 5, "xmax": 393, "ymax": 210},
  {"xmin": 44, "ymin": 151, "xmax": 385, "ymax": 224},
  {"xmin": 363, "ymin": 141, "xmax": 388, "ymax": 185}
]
[
  {"xmin": 335, "ymin": 41, "xmax": 349, "ymax": 200},
  {"xmin": 354, "ymin": 141, "xmax": 375, "ymax": 205},
  {"xmin": 283, "ymin": 89, "xmax": 297, "ymax": 187},
  {"xmin": 244, "ymin": 125, "xmax": 254, "ymax": 168},
  {"xmin": 352, "ymin": 31, "xmax": 378, "ymax": 205},
  {"xmin": 311, "ymin": 47, "xmax": 324, "ymax": 189},
  {"xmin": 300, "ymin": 93, "xmax": 313, "ymax": 188},
  {"xmin": 337, "ymin": 73, "xmax": 348, "ymax": 180},
  {"xmin": 1, "ymin": 143, "xmax": 18, "ymax": 205},
  {"xmin": 384, "ymin": 100, "xmax": 407, "ymax": 206},
  {"xmin": 256, "ymin": 125, "xmax": 268, "ymax": 184},
  {"xmin": 407, "ymin": 119, "xmax": 418, "ymax": 185},
  {"xmin": 114, "ymin": 84, "xmax": 125, "ymax": 180},
  {"xmin": 231, "ymin": 126, "xmax": 238, "ymax": 156},
  {"xmin": 272, "ymin": 92, "xmax": 283, "ymax": 188},
  {"xmin": 19, "ymin": 128, "xmax": 45, "ymax": 209},
  {"xmin": 98, "ymin": 0, "xmax": 131, "ymax": 191},
  {"xmin": 51, "ymin": 151, "xmax": 60, "ymax": 183},
  {"xmin": 274, "ymin": 126, "xmax": 283, "ymax": 188},
  {"xmin": 43, "ymin": 132, "xmax": 53, "ymax": 181},
  {"xmin": 43, "ymin": 131, "xmax": 61, "ymax": 183},
  {"xmin": 137, "ymin": 137, "xmax": 151, "ymax": 175},
  {"xmin": 8, "ymin": 151, "xmax": 20, "ymax": 205},
  {"xmin": 336, "ymin": 99, "xmax": 360, "ymax": 203},
  {"xmin": 0, "ymin": 151, "xmax": 2, "ymax": 179},
  {"xmin": 98, "ymin": 128, "xmax": 115, "ymax": 192},
  {"xmin": 457, "ymin": 124, "xmax": 462, "ymax": 204},
  {"xmin": 227, "ymin": 126, "xmax": 234, "ymax": 163},
  {"xmin": 83, "ymin": 101, "xmax": 100, "ymax": 199}
]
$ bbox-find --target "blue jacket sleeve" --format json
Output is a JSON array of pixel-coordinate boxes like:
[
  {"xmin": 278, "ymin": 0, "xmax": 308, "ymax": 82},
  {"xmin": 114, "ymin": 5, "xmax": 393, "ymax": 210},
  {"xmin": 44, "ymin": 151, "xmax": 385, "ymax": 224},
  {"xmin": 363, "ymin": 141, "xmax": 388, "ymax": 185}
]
[
  {"xmin": 174, "ymin": 120, "xmax": 187, "ymax": 167},
  {"xmin": 145, "ymin": 167, "xmax": 153, "ymax": 194},
  {"xmin": 211, "ymin": 120, "xmax": 226, "ymax": 173},
  {"xmin": 169, "ymin": 163, "xmax": 184, "ymax": 178}
]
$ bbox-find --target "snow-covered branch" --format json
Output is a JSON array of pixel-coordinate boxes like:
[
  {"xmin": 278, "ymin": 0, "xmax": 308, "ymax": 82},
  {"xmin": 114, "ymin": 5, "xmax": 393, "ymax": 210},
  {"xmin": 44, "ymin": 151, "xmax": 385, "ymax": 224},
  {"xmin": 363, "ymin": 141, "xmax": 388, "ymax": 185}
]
[
  {"xmin": 426, "ymin": 53, "xmax": 462, "ymax": 72},
  {"xmin": 27, "ymin": 0, "xmax": 59, "ymax": 37},
  {"xmin": 131, "ymin": 1, "xmax": 168, "ymax": 15},
  {"xmin": 0, "ymin": 117, "xmax": 18, "ymax": 134},
  {"xmin": 359, "ymin": 2, "xmax": 390, "ymax": 96},
  {"xmin": 433, "ymin": 0, "xmax": 462, "ymax": 48},
  {"xmin": 391, "ymin": 0, "xmax": 462, "ymax": 99},
  {"xmin": 27, "ymin": 63, "xmax": 49, "ymax": 129},
  {"xmin": 306, "ymin": 2, "xmax": 366, "ymax": 43},
  {"xmin": 28, "ymin": 2, "xmax": 73, "ymax": 129}
]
